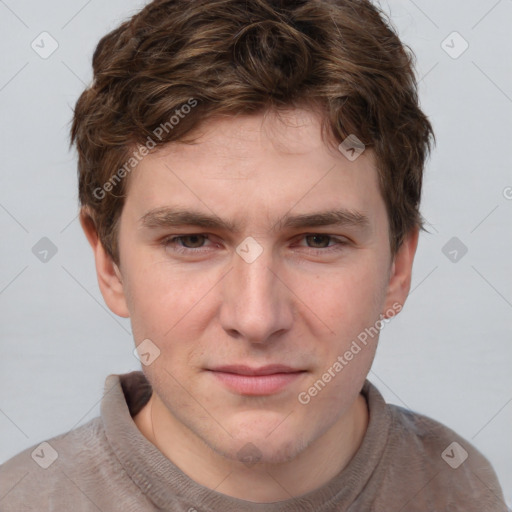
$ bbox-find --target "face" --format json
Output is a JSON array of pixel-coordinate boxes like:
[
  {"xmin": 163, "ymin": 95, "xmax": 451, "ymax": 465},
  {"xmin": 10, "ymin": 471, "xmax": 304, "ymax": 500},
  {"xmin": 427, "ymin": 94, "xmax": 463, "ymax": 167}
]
[{"xmin": 90, "ymin": 107, "xmax": 416, "ymax": 465}]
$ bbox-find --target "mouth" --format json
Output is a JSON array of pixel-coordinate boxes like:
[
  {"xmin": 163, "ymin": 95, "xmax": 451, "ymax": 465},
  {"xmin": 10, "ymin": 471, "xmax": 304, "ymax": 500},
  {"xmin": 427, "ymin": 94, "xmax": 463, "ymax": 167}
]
[{"xmin": 206, "ymin": 365, "xmax": 307, "ymax": 395}]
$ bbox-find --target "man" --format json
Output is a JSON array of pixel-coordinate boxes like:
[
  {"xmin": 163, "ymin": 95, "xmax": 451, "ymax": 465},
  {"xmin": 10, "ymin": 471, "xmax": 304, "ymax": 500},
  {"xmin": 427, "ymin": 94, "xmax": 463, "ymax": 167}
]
[{"xmin": 0, "ymin": 0, "xmax": 507, "ymax": 510}]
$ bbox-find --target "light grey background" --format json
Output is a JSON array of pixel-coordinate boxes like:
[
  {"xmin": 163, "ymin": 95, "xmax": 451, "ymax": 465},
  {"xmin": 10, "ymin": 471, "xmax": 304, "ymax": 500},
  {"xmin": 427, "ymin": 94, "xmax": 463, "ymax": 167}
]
[{"xmin": 1, "ymin": 0, "xmax": 511, "ymax": 505}]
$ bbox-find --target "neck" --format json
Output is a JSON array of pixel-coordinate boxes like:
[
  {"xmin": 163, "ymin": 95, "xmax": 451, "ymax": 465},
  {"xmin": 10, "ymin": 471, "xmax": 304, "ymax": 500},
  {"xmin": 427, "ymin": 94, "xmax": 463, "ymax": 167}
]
[{"xmin": 134, "ymin": 392, "xmax": 368, "ymax": 502}]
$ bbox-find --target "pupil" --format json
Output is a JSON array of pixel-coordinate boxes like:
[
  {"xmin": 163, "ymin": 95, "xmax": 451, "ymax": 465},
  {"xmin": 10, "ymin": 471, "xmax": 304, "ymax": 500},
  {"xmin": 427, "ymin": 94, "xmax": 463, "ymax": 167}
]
[
  {"xmin": 309, "ymin": 235, "xmax": 328, "ymax": 248},
  {"xmin": 185, "ymin": 235, "xmax": 204, "ymax": 247}
]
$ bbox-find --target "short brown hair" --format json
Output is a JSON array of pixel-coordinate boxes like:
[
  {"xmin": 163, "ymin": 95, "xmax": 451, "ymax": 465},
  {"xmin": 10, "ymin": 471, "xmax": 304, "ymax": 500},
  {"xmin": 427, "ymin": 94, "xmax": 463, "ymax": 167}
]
[{"xmin": 71, "ymin": 0, "xmax": 434, "ymax": 263}]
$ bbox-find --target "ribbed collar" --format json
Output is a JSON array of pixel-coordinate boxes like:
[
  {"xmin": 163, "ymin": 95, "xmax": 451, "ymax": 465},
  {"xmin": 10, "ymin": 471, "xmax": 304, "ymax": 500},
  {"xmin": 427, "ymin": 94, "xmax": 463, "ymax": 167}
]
[{"xmin": 101, "ymin": 371, "xmax": 391, "ymax": 511}]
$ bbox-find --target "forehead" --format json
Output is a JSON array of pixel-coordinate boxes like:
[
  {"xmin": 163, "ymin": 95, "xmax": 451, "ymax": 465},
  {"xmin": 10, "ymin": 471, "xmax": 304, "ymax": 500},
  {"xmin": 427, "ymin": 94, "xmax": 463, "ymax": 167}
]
[{"xmin": 122, "ymin": 108, "xmax": 385, "ymax": 232}]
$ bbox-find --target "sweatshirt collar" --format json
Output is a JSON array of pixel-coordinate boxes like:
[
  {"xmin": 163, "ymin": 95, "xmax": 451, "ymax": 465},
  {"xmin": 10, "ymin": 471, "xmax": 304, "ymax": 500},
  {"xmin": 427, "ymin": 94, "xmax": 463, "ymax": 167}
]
[{"xmin": 101, "ymin": 371, "xmax": 391, "ymax": 512}]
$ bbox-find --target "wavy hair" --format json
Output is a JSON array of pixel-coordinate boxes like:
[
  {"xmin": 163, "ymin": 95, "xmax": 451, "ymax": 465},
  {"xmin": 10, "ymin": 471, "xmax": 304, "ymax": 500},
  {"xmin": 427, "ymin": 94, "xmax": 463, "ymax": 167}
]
[{"xmin": 71, "ymin": 0, "xmax": 434, "ymax": 262}]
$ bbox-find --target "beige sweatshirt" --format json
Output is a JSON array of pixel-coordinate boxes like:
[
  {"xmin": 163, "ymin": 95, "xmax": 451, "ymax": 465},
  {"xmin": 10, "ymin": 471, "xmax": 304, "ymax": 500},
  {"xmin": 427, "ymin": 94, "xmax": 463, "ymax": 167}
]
[{"xmin": 0, "ymin": 371, "xmax": 507, "ymax": 511}]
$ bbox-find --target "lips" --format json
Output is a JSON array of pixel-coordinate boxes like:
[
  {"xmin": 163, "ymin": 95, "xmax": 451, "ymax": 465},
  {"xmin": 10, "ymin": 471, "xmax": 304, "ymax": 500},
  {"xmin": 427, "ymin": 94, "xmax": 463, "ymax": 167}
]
[
  {"xmin": 207, "ymin": 365, "xmax": 306, "ymax": 395},
  {"xmin": 210, "ymin": 364, "xmax": 303, "ymax": 376}
]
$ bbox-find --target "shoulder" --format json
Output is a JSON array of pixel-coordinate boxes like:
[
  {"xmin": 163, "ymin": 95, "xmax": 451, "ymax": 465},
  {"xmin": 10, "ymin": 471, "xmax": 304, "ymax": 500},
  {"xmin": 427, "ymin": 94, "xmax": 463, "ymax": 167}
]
[
  {"xmin": 388, "ymin": 402, "xmax": 488, "ymax": 470},
  {"xmin": 0, "ymin": 417, "xmax": 127, "ymax": 511},
  {"xmin": 379, "ymin": 400, "xmax": 507, "ymax": 511}
]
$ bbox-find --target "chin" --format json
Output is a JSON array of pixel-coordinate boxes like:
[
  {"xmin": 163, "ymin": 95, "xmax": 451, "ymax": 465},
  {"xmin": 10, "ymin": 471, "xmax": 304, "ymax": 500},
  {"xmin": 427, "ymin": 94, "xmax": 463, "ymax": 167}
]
[{"xmin": 209, "ymin": 428, "xmax": 311, "ymax": 466}]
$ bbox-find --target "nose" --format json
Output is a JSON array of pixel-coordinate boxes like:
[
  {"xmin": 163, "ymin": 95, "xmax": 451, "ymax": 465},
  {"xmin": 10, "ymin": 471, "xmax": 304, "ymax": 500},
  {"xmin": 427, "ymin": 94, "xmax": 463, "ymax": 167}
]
[{"xmin": 219, "ymin": 243, "xmax": 294, "ymax": 344}]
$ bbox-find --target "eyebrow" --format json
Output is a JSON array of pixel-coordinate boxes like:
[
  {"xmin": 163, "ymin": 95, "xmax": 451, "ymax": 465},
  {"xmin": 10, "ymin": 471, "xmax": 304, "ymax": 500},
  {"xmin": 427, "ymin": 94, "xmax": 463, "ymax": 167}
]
[{"xmin": 139, "ymin": 207, "xmax": 370, "ymax": 233}]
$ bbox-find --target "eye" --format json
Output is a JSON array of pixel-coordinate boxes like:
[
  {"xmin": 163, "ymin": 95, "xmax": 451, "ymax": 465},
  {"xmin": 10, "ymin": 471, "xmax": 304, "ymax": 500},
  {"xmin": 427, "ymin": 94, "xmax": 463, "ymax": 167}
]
[
  {"xmin": 304, "ymin": 234, "xmax": 333, "ymax": 248},
  {"xmin": 296, "ymin": 234, "xmax": 349, "ymax": 252},
  {"xmin": 160, "ymin": 233, "xmax": 350, "ymax": 258},
  {"xmin": 162, "ymin": 234, "xmax": 215, "ymax": 254},
  {"xmin": 173, "ymin": 234, "xmax": 208, "ymax": 249}
]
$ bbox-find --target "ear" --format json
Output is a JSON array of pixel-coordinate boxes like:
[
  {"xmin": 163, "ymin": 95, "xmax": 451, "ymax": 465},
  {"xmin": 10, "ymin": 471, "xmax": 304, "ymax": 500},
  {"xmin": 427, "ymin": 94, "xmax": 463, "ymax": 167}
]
[
  {"xmin": 80, "ymin": 208, "xmax": 130, "ymax": 318},
  {"xmin": 382, "ymin": 226, "xmax": 419, "ymax": 317}
]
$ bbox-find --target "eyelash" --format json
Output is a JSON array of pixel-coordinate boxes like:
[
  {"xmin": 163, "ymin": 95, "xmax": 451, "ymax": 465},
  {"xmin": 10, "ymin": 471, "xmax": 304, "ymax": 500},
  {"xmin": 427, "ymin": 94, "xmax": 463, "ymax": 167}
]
[{"xmin": 161, "ymin": 234, "xmax": 349, "ymax": 255}]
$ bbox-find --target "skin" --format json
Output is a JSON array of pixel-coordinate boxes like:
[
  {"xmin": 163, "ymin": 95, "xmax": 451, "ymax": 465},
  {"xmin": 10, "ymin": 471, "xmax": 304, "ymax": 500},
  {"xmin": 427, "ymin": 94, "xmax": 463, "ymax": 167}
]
[{"xmin": 81, "ymin": 107, "xmax": 418, "ymax": 502}]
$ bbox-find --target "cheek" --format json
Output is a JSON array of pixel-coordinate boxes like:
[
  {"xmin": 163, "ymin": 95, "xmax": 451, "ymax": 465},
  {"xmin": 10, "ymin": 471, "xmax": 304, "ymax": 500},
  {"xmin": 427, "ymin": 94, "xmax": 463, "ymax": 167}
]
[
  {"xmin": 296, "ymin": 258, "xmax": 389, "ymax": 338},
  {"xmin": 294, "ymin": 262, "xmax": 387, "ymax": 410},
  {"xmin": 125, "ymin": 270, "xmax": 204, "ymax": 385},
  {"xmin": 123, "ymin": 257, "xmax": 218, "ymax": 347}
]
